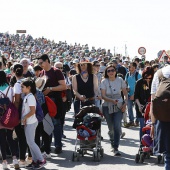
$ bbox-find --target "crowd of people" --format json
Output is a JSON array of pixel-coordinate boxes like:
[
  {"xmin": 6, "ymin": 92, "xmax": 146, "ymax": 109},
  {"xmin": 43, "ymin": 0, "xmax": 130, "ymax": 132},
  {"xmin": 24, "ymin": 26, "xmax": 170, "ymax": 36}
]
[{"xmin": 0, "ymin": 32, "xmax": 170, "ymax": 170}]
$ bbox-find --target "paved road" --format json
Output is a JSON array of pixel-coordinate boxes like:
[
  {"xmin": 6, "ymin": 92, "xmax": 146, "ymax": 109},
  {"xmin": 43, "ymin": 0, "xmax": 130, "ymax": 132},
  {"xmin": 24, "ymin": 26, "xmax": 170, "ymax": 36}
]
[{"xmin": 0, "ymin": 106, "xmax": 164, "ymax": 170}]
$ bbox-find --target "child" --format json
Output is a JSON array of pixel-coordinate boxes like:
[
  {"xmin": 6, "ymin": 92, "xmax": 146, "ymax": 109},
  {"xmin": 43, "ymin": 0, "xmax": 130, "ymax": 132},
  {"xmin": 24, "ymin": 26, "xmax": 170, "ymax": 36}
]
[{"xmin": 21, "ymin": 78, "xmax": 46, "ymax": 169}]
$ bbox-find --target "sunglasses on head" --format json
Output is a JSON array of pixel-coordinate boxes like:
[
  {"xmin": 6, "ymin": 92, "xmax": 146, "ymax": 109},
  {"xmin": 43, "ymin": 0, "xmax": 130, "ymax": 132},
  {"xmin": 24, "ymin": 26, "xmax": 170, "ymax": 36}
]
[
  {"xmin": 57, "ymin": 67, "xmax": 63, "ymax": 69},
  {"xmin": 107, "ymin": 69, "xmax": 115, "ymax": 73}
]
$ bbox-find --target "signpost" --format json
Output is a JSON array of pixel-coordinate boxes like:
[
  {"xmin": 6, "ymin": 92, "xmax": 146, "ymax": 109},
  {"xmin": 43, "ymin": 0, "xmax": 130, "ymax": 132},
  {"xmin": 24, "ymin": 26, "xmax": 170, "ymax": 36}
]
[
  {"xmin": 16, "ymin": 30, "xmax": 26, "ymax": 34},
  {"xmin": 138, "ymin": 47, "xmax": 146, "ymax": 55}
]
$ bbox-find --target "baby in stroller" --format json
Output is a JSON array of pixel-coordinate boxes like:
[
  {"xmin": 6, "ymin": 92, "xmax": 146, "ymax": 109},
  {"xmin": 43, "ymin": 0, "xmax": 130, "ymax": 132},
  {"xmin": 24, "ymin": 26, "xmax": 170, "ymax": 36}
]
[
  {"xmin": 135, "ymin": 102, "xmax": 153, "ymax": 163},
  {"xmin": 72, "ymin": 105, "xmax": 104, "ymax": 162}
]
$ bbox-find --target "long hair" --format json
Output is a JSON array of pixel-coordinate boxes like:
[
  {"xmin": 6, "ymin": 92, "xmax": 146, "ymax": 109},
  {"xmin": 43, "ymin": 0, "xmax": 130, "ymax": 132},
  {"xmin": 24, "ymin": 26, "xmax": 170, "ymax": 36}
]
[
  {"xmin": 76, "ymin": 62, "xmax": 93, "ymax": 74},
  {"xmin": 0, "ymin": 71, "xmax": 8, "ymax": 86},
  {"xmin": 103, "ymin": 65, "xmax": 117, "ymax": 78},
  {"xmin": 22, "ymin": 78, "xmax": 36, "ymax": 95},
  {"xmin": 142, "ymin": 66, "xmax": 154, "ymax": 79}
]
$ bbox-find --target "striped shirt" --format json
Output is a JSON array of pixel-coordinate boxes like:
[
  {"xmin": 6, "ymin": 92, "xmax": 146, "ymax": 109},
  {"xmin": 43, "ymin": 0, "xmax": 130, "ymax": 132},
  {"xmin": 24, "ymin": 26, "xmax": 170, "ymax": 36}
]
[{"xmin": 151, "ymin": 65, "xmax": 170, "ymax": 94}]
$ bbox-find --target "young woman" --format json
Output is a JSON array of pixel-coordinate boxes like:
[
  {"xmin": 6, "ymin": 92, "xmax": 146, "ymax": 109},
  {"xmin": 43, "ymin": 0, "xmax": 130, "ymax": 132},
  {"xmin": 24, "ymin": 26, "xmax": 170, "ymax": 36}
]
[
  {"xmin": 0, "ymin": 71, "xmax": 19, "ymax": 169},
  {"xmin": 21, "ymin": 78, "xmax": 46, "ymax": 169},
  {"xmin": 134, "ymin": 66, "xmax": 154, "ymax": 140},
  {"xmin": 72, "ymin": 62, "xmax": 98, "ymax": 115},
  {"xmin": 101, "ymin": 65, "xmax": 128, "ymax": 156}
]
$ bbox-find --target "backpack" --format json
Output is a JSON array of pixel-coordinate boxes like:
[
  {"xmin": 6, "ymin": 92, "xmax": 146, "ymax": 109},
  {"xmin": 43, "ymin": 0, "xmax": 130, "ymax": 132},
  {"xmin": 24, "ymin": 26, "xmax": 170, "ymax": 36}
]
[
  {"xmin": 45, "ymin": 96, "xmax": 57, "ymax": 117},
  {"xmin": 152, "ymin": 69, "xmax": 170, "ymax": 122},
  {"xmin": 126, "ymin": 72, "xmax": 139, "ymax": 82},
  {"xmin": 25, "ymin": 94, "xmax": 44, "ymax": 122},
  {"xmin": 36, "ymin": 100, "xmax": 44, "ymax": 122},
  {"xmin": 0, "ymin": 87, "xmax": 20, "ymax": 128}
]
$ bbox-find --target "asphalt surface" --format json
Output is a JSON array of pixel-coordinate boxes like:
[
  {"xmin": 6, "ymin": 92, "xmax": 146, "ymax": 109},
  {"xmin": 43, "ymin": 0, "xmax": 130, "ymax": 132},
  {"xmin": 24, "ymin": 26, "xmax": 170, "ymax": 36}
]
[{"xmin": 0, "ymin": 106, "xmax": 164, "ymax": 170}]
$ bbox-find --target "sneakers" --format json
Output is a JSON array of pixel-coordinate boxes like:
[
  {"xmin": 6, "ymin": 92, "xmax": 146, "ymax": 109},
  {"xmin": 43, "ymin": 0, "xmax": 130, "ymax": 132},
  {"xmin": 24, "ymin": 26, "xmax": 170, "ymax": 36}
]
[
  {"xmin": 34, "ymin": 160, "xmax": 47, "ymax": 169},
  {"xmin": 13, "ymin": 159, "xmax": 19, "ymax": 169},
  {"xmin": 26, "ymin": 157, "xmax": 32, "ymax": 165},
  {"xmin": 113, "ymin": 148, "xmax": 121, "ymax": 156},
  {"xmin": 18, "ymin": 161, "xmax": 27, "ymax": 168},
  {"xmin": 124, "ymin": 122, "xmax": 135, "ymax": 128},
  {"xmin": 55, "ymin": 147, "xmax": 62, "ymax": 154},
  {"xmin": 2, "ymin": 162, "xmax": 8, "ymax": 170},
  {"xmin": 26, "ymin": 161, "xmax": 37, "ymax": 169},
  {"xmin": 42, "ymin": 152, "xmax": 51, "ymax": 159},
  {"xmin": 120, "ymin": 132, "xmax": 126, "ymax": 139}
]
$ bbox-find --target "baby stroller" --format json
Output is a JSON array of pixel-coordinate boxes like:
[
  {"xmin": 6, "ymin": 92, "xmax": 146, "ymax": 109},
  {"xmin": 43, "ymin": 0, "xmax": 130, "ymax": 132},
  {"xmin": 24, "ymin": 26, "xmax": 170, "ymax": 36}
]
[
  {"xmin": 72, "ymin": 105, "xmax": 104, "ymax": 162},
  {"xmin": 135, "ymin": 103, "xmax": 164, "ymax": 164}
]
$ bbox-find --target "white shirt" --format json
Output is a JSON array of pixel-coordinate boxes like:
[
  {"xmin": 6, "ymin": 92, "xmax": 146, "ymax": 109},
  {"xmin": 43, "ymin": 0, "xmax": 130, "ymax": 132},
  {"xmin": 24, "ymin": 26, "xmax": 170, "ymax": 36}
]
[
  {"xmin": 13, "ymin": 79, "xmax": 25, "ymax": 100},
  {"xmin": 151, "ymin": 65, "xmax": 170, "ymax": 94},
  {"xmin": 22, "ymin": 93, "xmax": 37, "ymax": 124},
  {"xmin": 0, "ymin": 86, "xmax": 13, "ymax": 102}
]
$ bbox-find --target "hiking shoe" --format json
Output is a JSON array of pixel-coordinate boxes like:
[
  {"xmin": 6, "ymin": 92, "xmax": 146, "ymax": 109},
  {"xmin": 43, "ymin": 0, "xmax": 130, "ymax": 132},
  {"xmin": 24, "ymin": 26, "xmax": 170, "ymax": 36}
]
[
  {"xmin": 42, "ymin": 152, "xmax": 51, "ymax": 159},
  {"xmin": 121, "ymin": 132, "xmax": 126, "ymax": 139},
  {"xmin": 2, "ymin": 162, "xmax": 8, "ymax": 170},
  {"xmin": 13, "ymin": 159, "xmax": 19, "ymax": 169},
  {"xmin": 113, "ymin": 148, "xmax": 121, "ymax": 156},
  {"xmin": 55, "ymin": 147, "xmax": 62, "ymax": 154},
  {"xmin": 134, "ymin": 121, "xmax": 139, "ymax": 127},
  {"xmin": 34, "ymin": 160, "xmax": 47, "ymax": 169},
  {"xmin": 125, "ymin": 122, "xmax": 135, "ymax": 128}
]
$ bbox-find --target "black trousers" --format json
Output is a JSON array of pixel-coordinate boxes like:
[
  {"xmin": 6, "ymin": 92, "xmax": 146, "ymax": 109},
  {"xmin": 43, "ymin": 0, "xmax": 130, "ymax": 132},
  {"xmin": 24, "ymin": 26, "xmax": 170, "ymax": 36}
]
[{"xmin": 0, "ymin": 129, "xmax": 17, "ymax": 160}]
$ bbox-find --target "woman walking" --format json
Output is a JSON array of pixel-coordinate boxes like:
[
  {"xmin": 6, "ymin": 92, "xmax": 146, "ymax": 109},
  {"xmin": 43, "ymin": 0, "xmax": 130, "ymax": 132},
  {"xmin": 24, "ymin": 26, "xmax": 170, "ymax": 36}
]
[{"xmin": 101, "ymin": 65, "xmax": 128, "ymax": 156}]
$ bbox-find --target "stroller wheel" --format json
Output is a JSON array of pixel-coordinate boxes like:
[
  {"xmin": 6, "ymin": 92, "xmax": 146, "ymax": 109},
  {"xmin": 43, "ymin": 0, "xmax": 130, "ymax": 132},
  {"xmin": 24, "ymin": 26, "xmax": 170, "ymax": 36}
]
[
  {"xmin": 135, "ymin": 154, "xmax": 140, "ymax": 163},
  {"xmin": 157, "ymin": 155, "xmax": 162, "ymax": 164},
  {"xmin": 100, "ymin": 148, "xmax": 104, "ymax": 158},
  {"xmin": 77, "ymin": 152, "xmax": 80, "ymax": 161},
  {"xmin": 96, "ymin": 150, "xmax": 101, "ymax": 162},
  {"xmin": 140, "ymin": 153, "xmax": 145, "ymax": 163},
  {"xmin": 72, "ymin": 152, "xmax": 75, "ymax": 162},
  {"xmin": 93, "ymin": 151, "xmax": 96, "ymax": 161}
]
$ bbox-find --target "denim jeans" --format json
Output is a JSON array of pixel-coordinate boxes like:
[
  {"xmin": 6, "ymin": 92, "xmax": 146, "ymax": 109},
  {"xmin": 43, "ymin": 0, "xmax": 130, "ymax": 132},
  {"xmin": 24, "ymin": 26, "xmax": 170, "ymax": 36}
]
[
  {"xmin": 102, "ymin": 106, "xmax": 123, "ymax": 149},
  {"xmin": 165, "ymin": 153, "xmax": 170, "ymax": 170},
  {"xmin": 52, "ymin": 118, "xmax": 62, "ymax": 148},
  {"xmin": 127, "ymin": 99, "xmax": 134, "ymax": 123},
  {"xmin": 138, "ymin": 118, "xmax": 145, "ymax": 141},
  {"xmin": 95, "ymin": 99, "xmax": 101, "ymax": 108}
]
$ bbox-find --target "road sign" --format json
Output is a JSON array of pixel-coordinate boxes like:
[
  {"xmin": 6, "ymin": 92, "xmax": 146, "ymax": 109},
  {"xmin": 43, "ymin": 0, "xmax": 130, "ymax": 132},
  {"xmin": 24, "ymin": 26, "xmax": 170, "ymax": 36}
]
[
  {"xmin": 16, "ymin": 30, "xmax": 26, "ymax": 33},
  {"xmin": 138, "ymin": 47, "xmax": 146, "ymax": 55}
]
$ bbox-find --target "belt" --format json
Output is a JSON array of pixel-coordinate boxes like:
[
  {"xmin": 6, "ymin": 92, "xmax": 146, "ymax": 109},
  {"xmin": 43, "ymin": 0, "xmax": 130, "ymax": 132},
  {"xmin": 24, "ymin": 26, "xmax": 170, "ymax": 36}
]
[{"xmin": 75, "ymin": 97, "xmax": 95, "ymax": 101}]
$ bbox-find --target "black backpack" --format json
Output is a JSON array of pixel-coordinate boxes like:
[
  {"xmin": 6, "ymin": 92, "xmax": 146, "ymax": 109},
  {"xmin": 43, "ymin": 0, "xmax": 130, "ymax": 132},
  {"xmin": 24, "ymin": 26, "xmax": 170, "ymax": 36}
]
[{"xmin": 152, "ymin": 69, "xmax": 170, "ymax": 122}]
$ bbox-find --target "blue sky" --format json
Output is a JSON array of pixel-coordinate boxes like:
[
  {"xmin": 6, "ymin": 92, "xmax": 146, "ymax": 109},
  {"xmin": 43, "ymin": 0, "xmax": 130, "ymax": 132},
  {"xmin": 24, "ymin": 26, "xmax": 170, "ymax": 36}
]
[{"xmin": 1, "ymin": 0, "xmax": 170, "ymax": 60}]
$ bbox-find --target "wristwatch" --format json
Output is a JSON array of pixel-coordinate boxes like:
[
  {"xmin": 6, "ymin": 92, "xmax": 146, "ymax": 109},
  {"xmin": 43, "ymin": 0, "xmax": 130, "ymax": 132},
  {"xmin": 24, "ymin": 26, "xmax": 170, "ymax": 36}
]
[{"xmin": 50, "ymin": 87, "xmax": 53, "ymax": 91}]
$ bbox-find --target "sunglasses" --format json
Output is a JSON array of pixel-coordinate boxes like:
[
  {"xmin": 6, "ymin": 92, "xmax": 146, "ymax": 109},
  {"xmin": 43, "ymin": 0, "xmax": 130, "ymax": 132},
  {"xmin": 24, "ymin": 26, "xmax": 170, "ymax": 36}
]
[
  {"xmin": 38, "ymin": 61, "xmax": 44, "ymax": 66},
  {"xmin": 107, "ymin": 69, "xmax": 115, "ymax": 73},
  {"xmin": 57, "ymin": 67, "xmax": 63, "ymax": 69},
  {"xmin": 94, "ymin": 65, "xmax": 100, "ymax": 67},
  {"xmin": 80, "ymin": 64, "xmax": 87, "ymax": 67}
]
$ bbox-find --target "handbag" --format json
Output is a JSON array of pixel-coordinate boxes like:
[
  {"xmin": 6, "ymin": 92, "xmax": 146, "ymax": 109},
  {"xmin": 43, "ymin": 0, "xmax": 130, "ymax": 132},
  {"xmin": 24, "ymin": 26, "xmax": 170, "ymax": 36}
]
[
  {"xmin": 108, "ymin": 79, "xmax": 122, "ymax": 113},
  {"xmin": 0, "ymin": 87, "xmax": 19, "ymax": 128}
]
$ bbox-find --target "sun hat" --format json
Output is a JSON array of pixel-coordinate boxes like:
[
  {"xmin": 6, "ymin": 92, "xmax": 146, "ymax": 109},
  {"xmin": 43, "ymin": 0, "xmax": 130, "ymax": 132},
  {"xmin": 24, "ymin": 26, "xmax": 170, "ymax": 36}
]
[{"xmin": 35, "ymin": 76, "xmax": 47, "ymax": 91}]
